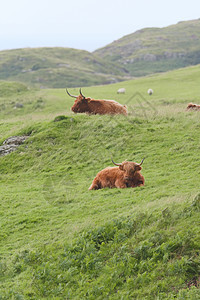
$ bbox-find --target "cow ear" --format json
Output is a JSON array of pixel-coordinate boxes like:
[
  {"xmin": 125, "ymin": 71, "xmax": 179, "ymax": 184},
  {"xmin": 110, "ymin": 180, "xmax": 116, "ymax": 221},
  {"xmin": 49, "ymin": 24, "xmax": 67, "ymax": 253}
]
[
  {"xmin": 119, "ymin": 165, "xmax": 124, "ymax": 170},
  {"xmin": 135, "ymin": 165, "xmax": 141, "ymax": 171},
  {"xmin": 85, "ymin": 97, "xmax": 91, "ymax": 103}
]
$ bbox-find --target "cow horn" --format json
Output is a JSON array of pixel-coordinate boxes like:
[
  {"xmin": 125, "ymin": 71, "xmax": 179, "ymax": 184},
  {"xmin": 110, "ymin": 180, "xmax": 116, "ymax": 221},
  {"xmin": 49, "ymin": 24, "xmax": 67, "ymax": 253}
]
[
  {"xmin": 79, "ymin": 88, "xmax": 85, "ymax": 99},
  {"xmin": 139, "ymin": 157, "xmax": 145, "ymax": 165},
  {"xmin": 111, "ymin": 158, "xmax": 122, "ymax": 166},
  {"xmin": 66, "ymin": 88, "xmax": 77, "ymax": 98}
]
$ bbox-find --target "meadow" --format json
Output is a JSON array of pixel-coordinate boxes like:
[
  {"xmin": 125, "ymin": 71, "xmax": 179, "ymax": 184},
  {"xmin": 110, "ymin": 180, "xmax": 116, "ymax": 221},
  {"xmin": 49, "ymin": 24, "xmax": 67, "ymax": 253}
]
[{"xmin": 0, "ymin": 65, "xmax": 200, "ymax": 299}]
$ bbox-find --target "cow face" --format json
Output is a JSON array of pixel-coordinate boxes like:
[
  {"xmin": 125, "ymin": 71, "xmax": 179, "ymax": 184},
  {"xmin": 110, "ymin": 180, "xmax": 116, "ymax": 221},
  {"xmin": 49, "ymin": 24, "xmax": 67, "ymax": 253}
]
[
  {"xmin": 112, "ymin": 158, "xmax": 145, "ymax": 180},
  {"xmin": 71, "ymin": 95, "xmax": 90, "ymax": 113},
  {"xmin": 66, "ymin": 88, "xmax": 90, "ymax": 113},
  {"xmin": 120, "ymin": 161, "xmax": 142, "ymax": 180},
  {"xmin": 187, "ymin": 103, "xmax": 196, "ymax": 110}
]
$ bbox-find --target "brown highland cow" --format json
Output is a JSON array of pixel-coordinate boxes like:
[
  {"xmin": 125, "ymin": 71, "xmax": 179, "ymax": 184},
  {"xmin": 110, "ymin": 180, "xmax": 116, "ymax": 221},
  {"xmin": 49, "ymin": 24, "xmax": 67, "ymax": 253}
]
[
  {"xmin": 66, "ymin": 88, "xmax": 128, "ymax": 115},
  {"xmin": 187, "ymin": 103, "xmax": 200, "ymax": 110},
  {"xmin": 89, "ymin": 158, "xmax": 145, "ymax": 190}
]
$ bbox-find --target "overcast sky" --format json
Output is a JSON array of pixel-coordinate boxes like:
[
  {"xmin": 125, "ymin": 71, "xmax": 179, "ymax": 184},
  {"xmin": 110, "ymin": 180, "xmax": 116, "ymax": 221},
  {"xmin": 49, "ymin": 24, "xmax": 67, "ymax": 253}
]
[{"xmin": 1, "ymin": 0, "xmax": 200, "ymax": 52}]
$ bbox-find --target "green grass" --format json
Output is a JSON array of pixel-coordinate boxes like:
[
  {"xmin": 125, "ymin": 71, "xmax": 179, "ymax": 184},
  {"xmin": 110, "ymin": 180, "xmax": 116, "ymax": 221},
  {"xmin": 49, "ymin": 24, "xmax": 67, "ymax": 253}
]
[{"xmin": 0, "ymin": 65, "xmax": 200, "ymax": 299}]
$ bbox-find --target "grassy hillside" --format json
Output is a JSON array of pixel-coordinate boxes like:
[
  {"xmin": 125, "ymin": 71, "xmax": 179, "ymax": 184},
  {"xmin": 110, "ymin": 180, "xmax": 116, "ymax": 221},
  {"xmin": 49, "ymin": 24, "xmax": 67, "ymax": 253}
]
[
  {"xmin": 0, "ymin": 65, "xmax": 200, "ymax": 299},
  {"xmin": 0, "ymin": 47, "xmax": 129, "ymax": 88},
  {"xmin": 94, "ymin": 19, "xmax": 200, "ymax": 76}
]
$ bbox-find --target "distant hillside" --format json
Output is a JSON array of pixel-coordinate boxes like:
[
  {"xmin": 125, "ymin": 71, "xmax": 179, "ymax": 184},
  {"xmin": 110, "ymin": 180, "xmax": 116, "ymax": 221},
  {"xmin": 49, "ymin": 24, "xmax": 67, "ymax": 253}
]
[
  {"xmin": 1, "ymin": 19, "xmax": 200, "ymax": 87},
  {"xmin": 0, "ymin": 47, "xmax": 129, "ymax": 88},
  {"xmin": 94, "ymin": 19, "xmax": 200, "ymax": 76}
]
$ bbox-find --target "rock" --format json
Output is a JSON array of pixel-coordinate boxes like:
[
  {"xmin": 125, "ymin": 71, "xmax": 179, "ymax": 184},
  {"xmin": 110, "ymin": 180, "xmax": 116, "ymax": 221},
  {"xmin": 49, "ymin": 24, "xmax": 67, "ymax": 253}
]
[
  {"xmin": 0, "ymin": 136, "xmax": 28, "ymax": 156},
  {"xmin": 3, "ymin": 136, "xmax": 28, "ymax": 145},
  {"xmin": 14, "ymin": 103, "xmax": 24, "ymax": 108},
  {"xmin": 0, "ymin": 144, "xmax": 18, "ymax": 156},
  {"xmin": 143, "ymin": 53, "xmax": 157, "ymax": 62}
]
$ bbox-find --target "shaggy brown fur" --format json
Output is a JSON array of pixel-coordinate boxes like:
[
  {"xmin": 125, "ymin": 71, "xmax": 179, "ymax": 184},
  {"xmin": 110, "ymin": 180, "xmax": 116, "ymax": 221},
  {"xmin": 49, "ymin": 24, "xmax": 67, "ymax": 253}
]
[
  {"xmin": 187, "ymin": 103, "xmax": 200, "ymax": 110},
  {"xmin": 89, "ymin": 160, "xmax": 145, "ymax": 190},
  {"xmin": 67, "ymin": 89, "xmax": 128, "ymax": 115}
]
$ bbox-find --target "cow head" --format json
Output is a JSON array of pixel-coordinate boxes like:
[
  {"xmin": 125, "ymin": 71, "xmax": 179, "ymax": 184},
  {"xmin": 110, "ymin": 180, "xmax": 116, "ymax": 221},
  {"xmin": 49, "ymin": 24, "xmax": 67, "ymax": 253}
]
[
  {"xmin": 186, "ymin": 103, "xmax": 200, "ymax": 110},
  {"xmin": 187, "ymin": 103, "xmax": 195, "ymax": 110},
  {"xmin": 112, "ymin": 158, "xmax": 145, "ymax": 180},
  {"xmin": 66, "ymin": 88, "xmax": 91, "ymax": 113}
]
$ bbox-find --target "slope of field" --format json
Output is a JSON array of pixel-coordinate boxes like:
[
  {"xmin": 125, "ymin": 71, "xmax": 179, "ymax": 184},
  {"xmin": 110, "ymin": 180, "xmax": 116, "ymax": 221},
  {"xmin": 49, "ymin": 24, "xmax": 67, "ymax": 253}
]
[
  {"xmin": 0, "ymin": 47, "xmax": 129, "ymax": 88},
  {"xmin": 0, "ymin": 65, "xmax": 200, "ymax": 299},
  {"xmin": 94, "ymin": 19, "xmax": 200, "ymax": 76}
]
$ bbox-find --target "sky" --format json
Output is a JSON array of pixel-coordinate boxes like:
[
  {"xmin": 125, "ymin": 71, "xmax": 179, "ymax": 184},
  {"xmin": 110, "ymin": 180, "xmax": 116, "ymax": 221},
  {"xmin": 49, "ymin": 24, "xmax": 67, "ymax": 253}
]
[{"xmin": 1, "ymin": 0, "xmax": 200, "ymax": 52}]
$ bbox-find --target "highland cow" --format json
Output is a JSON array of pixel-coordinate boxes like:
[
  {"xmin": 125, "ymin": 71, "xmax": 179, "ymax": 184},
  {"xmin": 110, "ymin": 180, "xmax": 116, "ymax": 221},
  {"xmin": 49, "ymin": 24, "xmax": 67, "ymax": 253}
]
[
  {"xmin": 89, "ymin": 158, "xmax": 145, "ymax": 190},
  {"xmin": 66, "ymin": 88, "xmax": 128, "ymax": 115},
  {"xmin": 187, "ymin": 103, "xmax": 200, "ymax": 110}
]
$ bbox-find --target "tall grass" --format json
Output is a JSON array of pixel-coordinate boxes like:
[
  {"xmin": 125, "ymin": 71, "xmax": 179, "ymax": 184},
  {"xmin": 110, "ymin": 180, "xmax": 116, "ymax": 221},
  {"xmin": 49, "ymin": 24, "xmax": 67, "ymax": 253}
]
[{"xmin": 0, "ymin": 65, "xmax": 200, "ymax": 298}]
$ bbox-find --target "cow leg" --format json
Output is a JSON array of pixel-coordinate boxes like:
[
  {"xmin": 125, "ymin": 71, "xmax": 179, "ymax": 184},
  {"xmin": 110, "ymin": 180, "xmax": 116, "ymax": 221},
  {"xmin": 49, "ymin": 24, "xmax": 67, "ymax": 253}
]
[
  {"xmin": 137, "ymin": 181, "xmax": 144, "ymax": 187},
  {"xmin": 88, "ymin": 178, "xmax": 101, "ymax": 190},
  {"xmin": 115, "ymin": 179, "xmax": 127, "ymax": 188}
]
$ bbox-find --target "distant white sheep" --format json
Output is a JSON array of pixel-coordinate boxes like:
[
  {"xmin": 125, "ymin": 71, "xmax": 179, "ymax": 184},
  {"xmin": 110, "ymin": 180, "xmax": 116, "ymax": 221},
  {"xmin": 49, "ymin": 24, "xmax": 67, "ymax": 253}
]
[
  {"xmin": 148, "ymin": 89, "xmax": 153, "ymax": 95},
  {"xmin": 117, "ymin": 88, "xmax": 126, "ymax": 94}
]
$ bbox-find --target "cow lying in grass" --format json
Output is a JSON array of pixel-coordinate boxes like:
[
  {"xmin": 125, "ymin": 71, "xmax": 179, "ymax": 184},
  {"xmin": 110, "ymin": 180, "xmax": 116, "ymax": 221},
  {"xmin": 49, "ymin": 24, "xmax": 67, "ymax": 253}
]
[
  {"xmin": 187, "ymin": 103, "xmax": 200, "ymax": 110},
  {"xmin": 89, "ymin": 158, "xmax": 145, "ymax": 190},
  {"xmin": 66, "ymin": 88, "xmax": 128, "ymax": 115}
]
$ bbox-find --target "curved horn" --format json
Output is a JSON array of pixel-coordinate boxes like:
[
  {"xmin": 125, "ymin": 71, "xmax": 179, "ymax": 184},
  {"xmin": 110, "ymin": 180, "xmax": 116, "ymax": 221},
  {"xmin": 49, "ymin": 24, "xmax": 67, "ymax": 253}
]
[
  {"xmin": 79, "ymin": 88, "xmax": 85, "ymax": 99},
  {"xmin": 111, "ymin": 158, "xmax": 122, "ymax": 166},
  {"xmin": 139, "ymin": 157, "xmax": 145, "ymax": 165},
  {"xmin": 66, "ymin": 88, "xmax": 77, "ymax": 98}
]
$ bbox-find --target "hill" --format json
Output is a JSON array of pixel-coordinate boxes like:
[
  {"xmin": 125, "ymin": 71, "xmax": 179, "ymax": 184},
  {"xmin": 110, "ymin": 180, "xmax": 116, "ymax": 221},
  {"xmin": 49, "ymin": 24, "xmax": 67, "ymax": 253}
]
[
  {"xmin": 0, "ymin": 47, "xmax": 129, "ymax": 88},
  {"xmin": 1, "ymin": 19, "xmax": 200, "ymax": 88},
  {"xmin": 0, "ymin": 65, "xmax": 200, "ymax": 299},
  {"xmin": 94, "ymin": 19, "xmax": 200, "ymax": 76}
]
